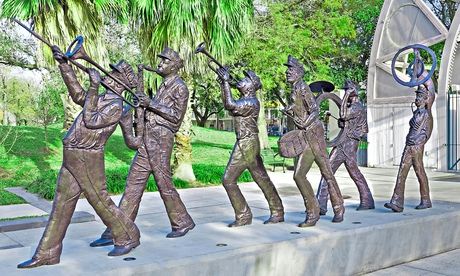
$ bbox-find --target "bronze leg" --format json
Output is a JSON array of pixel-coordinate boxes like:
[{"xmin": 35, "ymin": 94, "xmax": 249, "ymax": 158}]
[
  {"xmin": 387, "ymin": 146, "xmax": 414, "ymax": 211},
  {"xmin": 223, "ymin": 141, "xmax": 252, "ymax": 226},
  {"xmin": 96, "ymin": 147, "xmax": 151, "ymax": 242},
  {"xmin": 67, "ymin": 150, "xmax": 139, "ymax": 247},
  {"xmin": 33, "ymin": 165, "xmax": 82, "ymax": 262},
  {"xmin": 248, "ymin": 154, "xmax": 284, "ymax": 223},
  {"xmin": 149, "ymin": 127, "xmax": 194, "ymax": 233},
  {"xmin": 343, "ymin": 140, "xmax": 374, "ymax": 210},
  {"xmin": 412, "ymin": 145, "xmax": 432, "ymax": 209},
  {"xmin": 316, "ymin": 147, "xmax": 344, "ymax": 214},
  {"xmin": 294, "ymin": 147, "xmax": 320, "ymax": 225}
]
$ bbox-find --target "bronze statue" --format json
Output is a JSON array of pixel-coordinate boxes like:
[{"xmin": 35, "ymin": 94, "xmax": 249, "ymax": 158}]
[
  {"xmin": 89, "ymin": 47, "xmax": 195, "ymax": 248},
  {"xmin": 216, "ymin": 67, "xmax": 284, "ymax": 227},
  {"xmin": 283, "ymin": 55, "xmax": 345, "ymax": 226},
  {"xmin": 385, "ymin": 46, "xmax": 437, "ymax": 212},
  {"xmin": 18, "ymin": 48, "xmax": 141, "ymax": 269},
  {"xmin": 384, "ymin": 74, "xmax": 435, "ymax": 212},
  {"xmin": 316, "ymin": 80, "xmax": 374, "ymax": 214}
]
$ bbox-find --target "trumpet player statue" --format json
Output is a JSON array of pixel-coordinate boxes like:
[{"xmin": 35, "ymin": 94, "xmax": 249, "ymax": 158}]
[
  {"xmin": 18, "ymin": 47, "xmax": 141, "ymax": 269},
  {"xmin": 283, "ymin": 55, "xmax": 345, "ymax": 226},
  {"xmin": 316, "ymin": 80, "xmax": 374, "ymax": 215},
  {"xmin": 384, "ymin": 72, "xmax": 436, "ymax": 213},
  {"xmin": 90, "ymin": 47, "xmax": 195, "ymax": 248},
  {"xmin": 216, "ymin": 67, "xmax": 284, "ymax": 227}
]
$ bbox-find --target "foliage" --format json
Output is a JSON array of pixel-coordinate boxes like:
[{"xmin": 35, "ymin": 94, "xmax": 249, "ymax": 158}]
[
  {"xmin": 191, "ymin": 75, "xmax": 224, "ymax": 127},
  {"xmin": 0, "ymin": 19, "xmax": 37, "ymax": 68},
  {"xmin": 0, "ymin": 125, "xmax": 288, "ymax": 204},
  {"xmin": 423, "ymin": 0, "xmax": 459, "ymax": 28},
  {"xmin": 0, "ymin": 75, "xmax": 38, "ymax": 125}
]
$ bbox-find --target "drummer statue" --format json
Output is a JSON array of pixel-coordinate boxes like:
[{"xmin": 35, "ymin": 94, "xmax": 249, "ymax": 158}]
[
  {"xmin": 216, "ymin": 67, "xmax": 284, "ymax": 227},
  {"xmin": 316, "ymin": 80, "xmax": 374, "ymax": 214},
  {"xmin": 282, "ymin": 55, "xmax": 345, "ymax": 226},
  {"xmin": 385, "ymin": 47, "xmax": 436, "ymax": 212}
]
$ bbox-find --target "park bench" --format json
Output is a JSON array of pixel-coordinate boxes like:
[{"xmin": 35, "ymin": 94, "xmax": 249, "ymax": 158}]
[{"xmin": 261, "ymin": 148, "xmax": 286, "ymax": 173}]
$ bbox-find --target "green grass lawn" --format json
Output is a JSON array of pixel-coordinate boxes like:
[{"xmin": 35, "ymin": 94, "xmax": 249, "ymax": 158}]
[{"xmin": 0, "ymin": 124, "xmax": 287, "ymax": 205}]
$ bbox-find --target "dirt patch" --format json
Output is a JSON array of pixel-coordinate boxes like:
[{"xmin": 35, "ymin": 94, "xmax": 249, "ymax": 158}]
[{"xmin": 0, "ymin": 167, "xmax": 11, "ymax": 179}]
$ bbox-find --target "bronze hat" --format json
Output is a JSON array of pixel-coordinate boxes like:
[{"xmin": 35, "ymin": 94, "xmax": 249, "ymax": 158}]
[
  {"xmin": 158, "ymin": 47, "xmax": 184, "ymax": 68},
  {"xmin": 244, "ymin": 70, "xmax": 262, "ymax": 91},
  {"xmin": 109, "ymin": 60, "xmax": 137, "ymax": 88}
]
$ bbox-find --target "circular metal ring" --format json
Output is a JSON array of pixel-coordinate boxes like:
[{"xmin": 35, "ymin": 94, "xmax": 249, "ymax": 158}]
[
  {"xmin": 391, "ymin": 44, "xmax": 437, "ymax": 87},
  {"xmin": 65, "ymin": 35, "xmax": 84, "ymax": 59},
  {"xmin": 315, "ymin": 92, "xmax": 347, "ymax": 148}
]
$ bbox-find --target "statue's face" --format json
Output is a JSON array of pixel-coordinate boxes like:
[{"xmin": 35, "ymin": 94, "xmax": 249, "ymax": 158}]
[
  {"xmin": 415, "ymin": 92, "xmax": 428, "ymax": 108},
  {"xmin": 236, "ymin": 77, "xmax": 254, "ymax": 97},
  {"xmin": 286, "ymin": 66, "xmax": 302, "ymax": 84},
  {"xmin": 102, "ymin": 72, "xmax": 125, "ymax": 93},
  {"xmin": 156, "ymin": 57, "xmax": 177, "ymax": 77}
]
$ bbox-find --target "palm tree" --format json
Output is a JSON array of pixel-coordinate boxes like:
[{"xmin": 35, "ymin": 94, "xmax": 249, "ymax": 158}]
[
  {"xmin": 130, "ymin": 0, "xmax": 254, "ymax": 181},
  {"xmin": 1, "ymin": 0, "xmax": 125, "ymax": 129}
]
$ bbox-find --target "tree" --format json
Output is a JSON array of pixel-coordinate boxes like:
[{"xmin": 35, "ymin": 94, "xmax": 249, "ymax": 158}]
[
  {"xmin": 190, "ymin": 75, "xmax": 224, "ymax": 127},
  {"xmin": 33, "ymin": 71, "xmax": 64, "ymax": 151},
  {"xmin": 130, "ymin": 0, "xmax": 254, "ymax": 181},
  {"xmin": 1, "ymin": 0, "xmax": 125, "ymax": 129},
  {"xmin": 423, "ymin": 0, "xmax": 459, "ymax": 28}
]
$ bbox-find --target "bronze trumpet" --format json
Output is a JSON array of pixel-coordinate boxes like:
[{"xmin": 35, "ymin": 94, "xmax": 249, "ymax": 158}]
[{"xmin": 195, "ymin": 42, "xmax": 237, "ymax": 85}]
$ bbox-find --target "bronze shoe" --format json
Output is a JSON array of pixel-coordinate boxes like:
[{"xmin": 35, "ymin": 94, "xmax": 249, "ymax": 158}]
[
  {"xmin": 90, "ymin": 237, "xmax": 114, "ymax": 247},
  {"xmin": 356, "ymin": 203, "xmax": 375, "ymax": 211},
  {"xmin": 298, "ymin": 216, "xmax": 319, "ymax": 227},
  {"xmin": 415, "ymin": 200, "xmax": 432, "ymax": 210},
  {"xmin": 319, "ymin": 208, "xmax": 327, "ymax": 216},
  {"xmin": 228, "ymin": 215, "xmax": 252, "ymax": 228},
  {"xmin": 17, "ymin": 256, "xmax": 60, "ymax": 269},
  {"xmin": 332, "ymin": 205, "xmax": 345, "ymax": 223},
  {"xmin": 166, "ymin": 222, "xmax": 196, "ymax": 238},
  {"xmin": 263, "ymin": 214, "xmax": 284, "ymax": 224},
  {"xmin": 108, "ymin": 240, "xmax": 140, "ymax": 256},
  {"xmin": 384, "ymin": 202, "xmax": 404, "ymax": 212}
]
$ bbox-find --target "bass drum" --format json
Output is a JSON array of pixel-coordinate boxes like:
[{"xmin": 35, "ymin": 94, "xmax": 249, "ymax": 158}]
[
  {"xmin": 315, "ymin": 92, "xmax": 347, "ymax": 148},
  {"xmin": 278, "ymin": 129, "xmax": 309, "ymax": 158}
]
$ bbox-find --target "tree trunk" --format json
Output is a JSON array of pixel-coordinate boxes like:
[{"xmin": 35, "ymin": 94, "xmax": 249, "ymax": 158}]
[
  {"xmin": 257, "ymin": 90, "xmax": 270, "ymax": 149},
  {"xmin": 173, "ymin": 94, "xmax": 196, "ymax": 182},
  {"xmin": 61, "ymin": 94, "xmax": 81, "ymax": 130}
]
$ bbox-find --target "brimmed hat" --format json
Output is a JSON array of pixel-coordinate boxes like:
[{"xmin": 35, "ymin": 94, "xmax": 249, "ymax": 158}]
[
  {"xmin": 243, "ymin": 70, "xmax": 262, "ymax": 91},
  {"xmin": 158, "ymin": 47, "xmax": 184, "ymax": 69},
  {"xmin": 284, "ymin": 55, "xmax": 305, "ymax": 73},
  {"xmin": 309, "ymin": 81, "xmax": 335, "ymax": 93},
  {"xmin": 109, "ymin": 60, "xmax": 137, "ymax": 88}
]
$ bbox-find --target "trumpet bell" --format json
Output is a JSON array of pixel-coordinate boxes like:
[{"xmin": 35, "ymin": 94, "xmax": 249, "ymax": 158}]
[
  {"xmin": 195, "ymin": 42, "xmax": 207, "ymax": 54},
  {"xmin": 65, "ymin": 35, "xmax": 89, "ymax": 61}
]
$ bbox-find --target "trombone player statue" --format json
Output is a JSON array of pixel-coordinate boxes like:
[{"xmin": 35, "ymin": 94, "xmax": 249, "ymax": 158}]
[
  {"xmin": 18, "ymin": 46, "xmax": 141, "ymax": 269},
  {"xmin": 316, "ymin": 80, "xmax": 374, "ymax": 215},
  {"xmin": 89, "ymin": 47, "xmax": 195, "ymax": 248},
  {"xmin": 283, "ymin": 55, "xmax": 345, "ymax": 226},
  {"xmin": 385, "ymin": 45, "xmax": 437, "ymax": 212}
]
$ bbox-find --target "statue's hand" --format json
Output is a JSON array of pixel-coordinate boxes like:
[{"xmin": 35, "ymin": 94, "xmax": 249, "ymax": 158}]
[
  {"xmin": 137, "ymin": 93, "xmax": 151, "ymax": 108},
  {"xmin": 217, "ymin": 67, "xmax": 231, "ymax": 82},
  {"xmin": 52, "ymin": 46, "xmax": 67, "ymax": 64},
  {"xmin": 88, "ymin": 68, "xmax": 101, "ymax": 84}
]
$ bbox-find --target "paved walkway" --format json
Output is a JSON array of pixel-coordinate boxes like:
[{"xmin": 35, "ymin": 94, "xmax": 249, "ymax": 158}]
[{"xmin": 0, "ymin": 166, "xmax": 459, "ymax": 275}]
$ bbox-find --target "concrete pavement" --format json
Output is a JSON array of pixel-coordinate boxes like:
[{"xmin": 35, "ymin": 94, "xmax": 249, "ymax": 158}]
[{"xmin": 0, "ymin": 166, "xmax": 459, "ymax": 275}]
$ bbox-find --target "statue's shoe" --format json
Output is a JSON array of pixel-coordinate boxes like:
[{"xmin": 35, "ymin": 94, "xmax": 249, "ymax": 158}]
[
  {"xmin": 319, "ymin": 208, "xmax": 327, "ymax": 216},
  {"xmin": 89, "ymin": 237, "xmax": 114, "ymax": 247},
  {"xmin": 17, "ymin": 256, "xmax": 59, "ymax": 269},
  {"xmin": 384, "ymin": 202, "xmax": 404, "ymax": 212},
  {"xmin": 298, "ymin": 216, "xmax": 319, "ymax": 227},
  {"xmin": 263, "ymin": 214, "xmax": 284, "ymax": 224},
  {"xmin": 332, "ymin": 205, "xmax": 345, "ymax": 223},
  {"xmin": 228, "ymin": 216, "xmax": 252, "ymax": 228},
  {"xmin": 166, "ymin": 222, "xmax": 196, "ymax": 238},
  {"xmin": 415, "ymin": 201, "xmax": 432, "ymax": 210},
  {"xmin": 356, "ymin": 203, "xmax": 375, "ymax": 211},
  {"xmin": 108, "ymin": 240, "xmax": 140, "ymax": 256}
]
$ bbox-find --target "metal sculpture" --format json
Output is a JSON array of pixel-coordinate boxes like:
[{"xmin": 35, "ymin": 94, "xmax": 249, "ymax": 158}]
[
  {"xmin": 197, "ymin": 43, "xmax": 284, "ymax": 226},
  {"xmin": 316, "ymin": 80, "xmax": 374, "ymax": 215},
  {"xmin": 17, "ymin": 46, "xmax": 141, "ymax": 269},
  {"xmin": 89, "ymin": 47, "xmax": 196, "ymax": 248},
  {"xmin": 281, "ymin": 55, "xmax": 345, "ymax": 226},
  {"xmin": 384, "ymin": 45, "xmax": 436, "ymax": 212}
]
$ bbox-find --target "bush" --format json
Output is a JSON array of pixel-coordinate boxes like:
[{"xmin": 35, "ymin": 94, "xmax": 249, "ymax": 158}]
[{"xmin": 193, "ymin": 163, "xmax": 253, "ymax": 184}]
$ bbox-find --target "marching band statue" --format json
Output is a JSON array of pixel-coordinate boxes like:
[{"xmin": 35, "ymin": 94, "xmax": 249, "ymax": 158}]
[
  {"xmin": 90, "ymin": 48, "xmax": 195, "ymax": 248},
  {"xmin": 216, "ymin": 67, "xmax": 284, "ymax": 227},
  {"xmin": 18, "ymin": 47, "xmax": 141, "ymax": 269},
  {"xmin": 316, "ymin": 80, "xmax": 374, "ymax": 215},
  {"xmin": 283, "ymin": 55, "xmax": 345, "ymax": 226},
  {"xmin": 384, "ymin": 72, "xmax": 436, "ymax": 212}
]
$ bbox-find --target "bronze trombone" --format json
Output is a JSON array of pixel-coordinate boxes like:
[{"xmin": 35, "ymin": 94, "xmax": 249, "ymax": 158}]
[
  {"xmin": 13, "ymin": 19, "xmax": 140, "ymax": 107},
  {"xmin": 195, "ymin": 42, "xmax": 237, "ymax": 85}
]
